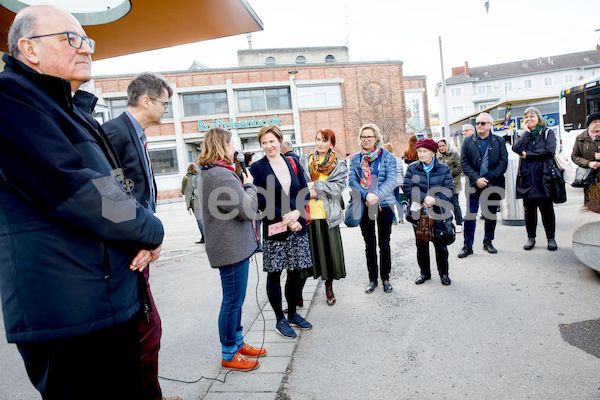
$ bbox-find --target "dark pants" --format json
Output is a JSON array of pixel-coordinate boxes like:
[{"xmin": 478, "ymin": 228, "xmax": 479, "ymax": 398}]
[
  {"xmin": 138, "ymin": 267, "xmax": 163, "ymax": 400},
  {"xmin": 359, "ymin": 205, "xmax": 395, "ymax": 283},
  {"xmin": 523, "ymin": 197, "xmax": 555, "ymax": 239},
  {"xmin": 267, "ymin": 269, "xmax": 302, "ymax": 321},
  {"xmin": 413, "ymin": 227, "xmax": 449, "ymax": 276},
  {"xmin": 464, "ymin": 190, "xmax": 500, "ymax": 248},
  {"xmin": 17, "ymin": 317, "xmax": 141, "ymax": 400},
  {"xmin": 450, "ymin": 192, "xmax": 463, "ymax": 225}
]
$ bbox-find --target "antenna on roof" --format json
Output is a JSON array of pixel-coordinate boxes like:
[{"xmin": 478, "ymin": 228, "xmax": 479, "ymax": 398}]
[
  {"xmin": 344, "ymin": 4, "xmax": 351, "ymax": 58},
  {"xmin": 484, "ymin": 1, "xmax": 490, "ymax": 13}
]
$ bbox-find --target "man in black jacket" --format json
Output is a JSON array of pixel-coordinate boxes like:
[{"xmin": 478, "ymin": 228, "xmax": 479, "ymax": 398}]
[
  {"xmin": 458, "ymin": 113, "xmax": 508, "ymax": 258},
  {"xmin": 103, "ymin": 73, "xmax": 179, "ymax": 400},
  {"xmin": 0, "ymin": 5, "xmax": 164, "ymax": 399}
]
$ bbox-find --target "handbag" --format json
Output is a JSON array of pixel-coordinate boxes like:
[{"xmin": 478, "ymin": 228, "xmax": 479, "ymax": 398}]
[
  {"xmin": 344, "ymin": 191, "xmax": 364, "ymax": 227},
  {"xmin": 415, "ymin": 209, "xmax": 434, "ymax": 242},
  {"xmin": 547, "ymin": 158, "xmax": 567, "ymax": 204},
  {"xmin": 571, "ymin": 167, "xmax": 595, "ymax": 188},
  {"xmin": 433, "ymin": 217, "xmax": 456, "ymax": 246}
]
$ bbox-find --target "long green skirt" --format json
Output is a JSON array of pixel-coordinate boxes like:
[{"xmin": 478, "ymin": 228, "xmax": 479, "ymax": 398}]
[{"xmin": 302, "ymin": 219, "xmax": 346, "ymax": 281}]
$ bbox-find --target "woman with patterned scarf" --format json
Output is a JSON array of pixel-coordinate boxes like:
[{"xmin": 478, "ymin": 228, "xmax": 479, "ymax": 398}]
[
  {"xmin": 301, "ymin": 128, "xmax": 347, "ymax": 306},
  {"xmin": 348, "ymin": 124, "xmax": 398, "ymax": 294},
  {"xmin": 513, "ymin": 107, "xmax": 558, "ymax": 251}
]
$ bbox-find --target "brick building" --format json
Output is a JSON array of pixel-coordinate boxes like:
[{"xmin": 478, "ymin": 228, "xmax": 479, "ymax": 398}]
[{"xmin": 93, "ymin": 46, "xmax": 429, "ymax": 199}]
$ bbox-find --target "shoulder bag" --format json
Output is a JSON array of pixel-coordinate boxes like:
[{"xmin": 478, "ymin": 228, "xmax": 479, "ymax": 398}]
[
  {"xmin": 571, "ymin": 167, "xmax": 595, "ymax": 188},
  {"xmin": 344, "ymin": 191, "xmax": 364, "ymax": 227},
  {"xmin": 433, "ymin": 216, "xmax": 456, "ymax": 246},
  {"xmin": 547, "ymin": 158, "xmax": 567, "ymax": 204},
  {"xmin": 415, "ymin": 209, "xmax": 434, "ymax": 242}
]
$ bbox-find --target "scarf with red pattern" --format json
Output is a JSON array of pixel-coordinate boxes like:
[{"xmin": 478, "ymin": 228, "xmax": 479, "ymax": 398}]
[
  {"xmin": 360, "ymin": 143, "xmax": 381, "ymax": 189},
  {"xmin": 309, "ymin": 149, "xmax": 337, "ymax": 181}
]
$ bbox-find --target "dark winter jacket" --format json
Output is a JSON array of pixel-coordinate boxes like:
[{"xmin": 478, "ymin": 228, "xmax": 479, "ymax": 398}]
[
  {"xmin": 348, "ymin": 148, "xmax": 397, "ymax": 207},
  {"xmin": 512, "ymin": 127, "xmax": 556, "ymax": 199},
  {"xmin": 0, "ymin": 54, "xmax": 164, "ymax": 343},
  {"xmin": 571, "ymin": 128, "xmax": 600, "ymax": 168},
  {"xmin": 437, "ymin": 150, "xmax": 462, "ymax": 193},
  {"xmin": 402, "ymin": 158, "xmax": 454, "ymax": 216},
  {"xmin": 460, "ymin": 133, "xmax": 508, "ymax": 190}
]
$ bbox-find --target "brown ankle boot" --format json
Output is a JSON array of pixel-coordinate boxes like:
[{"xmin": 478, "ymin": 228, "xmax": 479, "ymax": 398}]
[{"xmin": 325, "ymin": 281, "xmax": 336, "ymax": 305}]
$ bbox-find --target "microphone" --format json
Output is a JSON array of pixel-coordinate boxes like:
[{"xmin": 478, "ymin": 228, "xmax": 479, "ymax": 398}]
[{"xmin": 237, "ymin": 152, "xmax": 247, "ymax": 173}]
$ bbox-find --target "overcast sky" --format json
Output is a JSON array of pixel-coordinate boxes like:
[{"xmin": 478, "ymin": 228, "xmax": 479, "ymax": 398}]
[{"xmin": 92, "ymin": 0, "xmax": 600, "ymax": 112}]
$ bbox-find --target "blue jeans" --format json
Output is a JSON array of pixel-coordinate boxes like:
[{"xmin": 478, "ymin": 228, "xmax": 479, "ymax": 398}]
[
  {"xmin": 463, "ymin": 190, "xmax": 500, "ymax": 248},
  {"xmin": 218, "ymin": 258, "xmax": 249, "ymax": 359},
  {"xmin": 193, "ymin": 208, "xmax": 204, "ymax": 237}
]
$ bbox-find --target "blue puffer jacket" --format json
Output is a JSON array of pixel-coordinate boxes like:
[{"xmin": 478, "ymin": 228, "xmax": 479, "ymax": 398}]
[
  {"xmin": 402, "ymin": 158, "xmax": 454, "ymax": 215},
  {"xmin": 0, "ymin": 54, "xmax": 164, "ymax": 343},
  {"xmin": 348, "ymin": 148, "xmax": 397, "ymax": 207}
]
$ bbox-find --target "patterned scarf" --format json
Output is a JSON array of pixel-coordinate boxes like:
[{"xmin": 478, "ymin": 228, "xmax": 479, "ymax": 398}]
[
  {"xmin": 360, "ymin": 142, "xmax": 381, "ymax": 189},
  {"xmin": 309, "ymin": 149, "xmax": 338, "ymax": 181}
]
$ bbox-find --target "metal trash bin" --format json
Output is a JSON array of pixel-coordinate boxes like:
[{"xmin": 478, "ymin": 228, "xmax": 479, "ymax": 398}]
[{"xmin": 501, "ymin": 145, "xmax": 524, "ymax": 226}]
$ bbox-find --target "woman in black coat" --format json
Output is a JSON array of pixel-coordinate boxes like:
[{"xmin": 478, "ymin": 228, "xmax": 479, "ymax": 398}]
[
  {"xmin": 403, "ymin": 138, "xmax": 454, "ymax": 286},
  {"xmin": 512, "ymin": 107, "xmax": 557, "ymax": 251}
]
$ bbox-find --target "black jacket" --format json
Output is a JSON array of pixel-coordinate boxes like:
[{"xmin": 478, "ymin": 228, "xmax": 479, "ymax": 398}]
[
  {"xmin": 512, "ymin": 127, "xmax": 556, "ymax": 199},
  {"xmin": 249, "ymin": 154, "xmax": 309, "ymax": 237},
  {"xmin": 460, "ymin": 133, "xmax": 508, "ymax": 190},
  {"xmin": 403, "ymin": 158, "xmax": 454, "ymax": 217},
  {"xmin": 103, "ymin": 112, "xmax": 157, "ymax": 211},
  {"xmin": 0, "ymin": 54, "xmax": 164, "ymax": 343}
]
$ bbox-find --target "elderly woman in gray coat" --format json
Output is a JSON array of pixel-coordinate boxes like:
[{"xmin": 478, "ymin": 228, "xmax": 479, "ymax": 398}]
[{"xmin": 300, "ymin": 128, "xmax": 347, "ymax": 305}]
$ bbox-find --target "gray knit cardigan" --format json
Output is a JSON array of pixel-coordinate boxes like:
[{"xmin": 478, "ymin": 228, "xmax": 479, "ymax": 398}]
[{"xmin": 200, "ymin": 165, "xmax": 258, "ymax": 268}]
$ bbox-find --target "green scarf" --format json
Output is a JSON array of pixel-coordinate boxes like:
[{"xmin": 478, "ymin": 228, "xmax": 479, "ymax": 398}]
[{"xmin": 528, "ymin": 126, "xmax": 542, "ymax": 145}]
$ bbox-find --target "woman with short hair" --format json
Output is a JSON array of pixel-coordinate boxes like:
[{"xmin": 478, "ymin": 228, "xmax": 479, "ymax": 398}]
[
  {"xmin": 249, "ymin": 124, "xmax": 313, "ymax": 339},
  {"xmin": 198, "ymin": 128, "xmax": 265, "ymax": 371}
]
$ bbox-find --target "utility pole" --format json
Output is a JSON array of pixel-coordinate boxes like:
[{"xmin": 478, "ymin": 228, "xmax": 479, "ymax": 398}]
[{"xmin": 439, "ymin": 36, "xmax": 450, "ymax": 140}]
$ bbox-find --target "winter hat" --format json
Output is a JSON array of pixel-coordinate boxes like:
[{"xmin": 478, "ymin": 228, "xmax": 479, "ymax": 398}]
[
  {"xmin": 587, "ymin": 112, "xmax": 600, "ymax": 127},
  {"xmin": 415, "ymin": 138, "xmax": 439, "ymax": 153}
]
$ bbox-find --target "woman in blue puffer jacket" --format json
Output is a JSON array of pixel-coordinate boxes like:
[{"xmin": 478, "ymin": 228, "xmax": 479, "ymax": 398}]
[
  {"xmin": 403, "ymin": 138, "xmax": 454, "ymax": 286},
  {"xmin": 348, "ymin": 124, "xmax": 397, "ymax": 294}
]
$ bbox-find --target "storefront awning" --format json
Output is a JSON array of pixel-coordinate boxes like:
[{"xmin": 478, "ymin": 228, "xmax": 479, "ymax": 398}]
[{"xmin": 0, "ymin": 0, "xmax": 263, "ymax": 60}]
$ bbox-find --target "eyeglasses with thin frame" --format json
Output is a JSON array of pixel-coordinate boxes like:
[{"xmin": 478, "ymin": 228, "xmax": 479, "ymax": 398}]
[
  {"xmin": 29, "ymin": 31, "xmax": 95, "ymax": 53},
  {"xmin": 476, "ymin": 121, "xmax": 490, "ymax": 126},
  {"xmin": 149, "ymin": 97, "xmax": 169, "ymax": 108},
  {"xmin": 360, "ymin": 135, "xmax": 375, "ymax": 140}
]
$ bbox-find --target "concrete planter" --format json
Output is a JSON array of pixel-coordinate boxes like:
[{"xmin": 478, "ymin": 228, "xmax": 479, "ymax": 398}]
[{"xmin": 572, "ymin": 209, "xmax": 600, "ymax": 272}]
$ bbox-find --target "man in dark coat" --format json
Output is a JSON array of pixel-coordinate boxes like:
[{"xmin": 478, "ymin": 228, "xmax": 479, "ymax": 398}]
[
  {"xmin": 458, "ymin": 112, "xmax": 508, "ymax": 258},
  {"xmin": 281, "ymin": 140, "xmax": 301, "ymax": 164},
  {"xmin": 0, "ymin": 6, "xmax": 164, "ymax": 398},
  {"xmin": 103, "ymin": 73, "xmax": 180, "ymax": 400}
]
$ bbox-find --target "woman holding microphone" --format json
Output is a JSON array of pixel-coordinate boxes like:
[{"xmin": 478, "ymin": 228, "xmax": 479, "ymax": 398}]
[{"xmin": 199, "ymin": 127, "xmax": 266, "ymax": 371}]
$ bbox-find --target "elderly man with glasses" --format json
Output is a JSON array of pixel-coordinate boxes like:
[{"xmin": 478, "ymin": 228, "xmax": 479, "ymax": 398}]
[
  {"xmin": 458, "ymin": 113, "xmax": 508, "ymax": 258},
  {"xmin": 0, "ymin": 5, "xmax": 167, "ymax": 399}
]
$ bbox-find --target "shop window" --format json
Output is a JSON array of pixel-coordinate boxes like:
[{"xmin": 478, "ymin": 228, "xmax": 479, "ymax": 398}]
[
  {"xmin": 182, "ymin": 92, "xmax": 228, "ymax": 117},
  {"xmin": 298, "ymin": 85, "xmax": 342, "ymax": 108},
  {"xmin": 148, "ymin": 148, "xmax": 178, "ymax": 175}
]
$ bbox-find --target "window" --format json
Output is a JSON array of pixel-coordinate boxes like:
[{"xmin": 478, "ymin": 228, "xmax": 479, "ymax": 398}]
[
  {"xmin": 163, "ymin": 99, "xmax": 173, "ymax": 119},
  {"xmin": 564, "ymin": 74, "xmax": 573, "ymax": 83},
  {"xmin": 265, "ymin": 57, "xmax": 276, "ymax": 66},
  {"xmin": 504, "ymin": 82, "xmax": 513, "ymax": 92},
  {"xmin": 523, "ymin": 79, "xmax": 533, "ymax": 89},
  {"xmin": 477, "ymin": 85, "xmax": 491, "ymax": 94},
  {"xmin": 296, "ymin": 55, "xmax": 306, "ymax": 64},
  {"xmin": 182, "ymin": 92, "xmax": 228, "ymax": 117},
  {"xmin": 325, "ymin": 55, "xmax": 335, "ymax": 63},
  {"xmin": 478, "ymin": 103, "xmax": 494, "ymax": 111},
  {"xmin": 450, "ymin": 87, "xmax": 462, "ymax": 96},
  {"xmin": 237, "ymin": 88, "xmax": 291, "ymax": 112},
  {"xmin": 148, "ymin": 149, "xmax": 178, "ymax": 175},
  {"xmin": 109, "ymin": 98, "xmax": 127, "ymax": 119},
  {"xmin": 544, "ymin": 77, "xmax": 553, "ymax": 86},
  {"xmin": 452, "ymin": 106, "xmax": 464, "ymax": 116},
  {"xmin": 298, "ymin": 85, "xmax": 343, "ymax": 108}
]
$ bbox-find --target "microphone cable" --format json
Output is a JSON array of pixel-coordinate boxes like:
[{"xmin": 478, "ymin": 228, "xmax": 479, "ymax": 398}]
[{"xmin": 158, "ymin": 252, "xmax": 266, "ymax": 385}]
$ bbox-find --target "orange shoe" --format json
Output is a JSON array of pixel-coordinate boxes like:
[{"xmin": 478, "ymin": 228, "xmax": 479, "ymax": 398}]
[
  {"xmin": 221, "ymin": 352, "xmax": 260, "ymax": 371},
  {"xmin": 239, "ymin": 343, "xmax": 267, "ymax": 358}
]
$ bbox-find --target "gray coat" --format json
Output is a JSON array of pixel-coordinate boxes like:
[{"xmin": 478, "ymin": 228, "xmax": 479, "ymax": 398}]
[
  {"xmin": 200, "ymin": 165, "xmax": 258, "ymax": 267},
  {"xmin": 303, "ymin": 157, "xmax": 348, "ymax": 228}
]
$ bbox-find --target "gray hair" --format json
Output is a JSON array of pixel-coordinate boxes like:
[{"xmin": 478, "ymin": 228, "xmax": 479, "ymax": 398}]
[
  {"xmin": 476, "ymin": 112, "xmax": 492, "ymax": 123},
  {"xmin": 127, "ymin": 72, "xmax": 173, "ymax": 107},
  {"xmin": 462, "ymin": 124, "xmax": 475, "ymax": 131},
  {"xmin": 523, "ymin": 106, "xmax": 546, "ymax": 128},
  {"xmin": 7, "ymin": 13, "xmax": 36, "ymax": 58},
  {"xmin": 281, "ymin": 140, "xmax": 293, "ymax": 152}
]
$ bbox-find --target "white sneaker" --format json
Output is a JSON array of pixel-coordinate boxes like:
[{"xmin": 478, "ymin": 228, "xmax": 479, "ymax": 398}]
[{"xmin": 455, "ymin": 224, "xmax": 463, "ymax": 233}]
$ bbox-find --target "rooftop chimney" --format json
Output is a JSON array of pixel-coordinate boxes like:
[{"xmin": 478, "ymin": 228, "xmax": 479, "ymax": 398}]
[
  {"xmin": 246, "ymin": 33, "xmax": 253, "ymax": 50},
  {"xmin": 465, "ymin": 61, "xmax": 470, "ymax": 77}
]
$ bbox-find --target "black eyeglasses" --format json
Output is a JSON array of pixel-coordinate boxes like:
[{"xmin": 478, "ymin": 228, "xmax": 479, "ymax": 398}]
[
  {"xmin": 360, "ymin": 135, "xmax": 375, "ymax": 140},
  {"xmin": 149, "ymin": 97, "xmax": 169, "ymax": 108},
  {"xmin": 29, "ymin": 31, "xmax": 95, "ymax": 53},
  {"xmin": 476, "ymin": 121, "xmax": 490, "ymax": 126}
]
